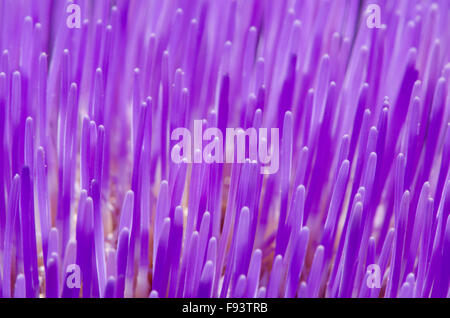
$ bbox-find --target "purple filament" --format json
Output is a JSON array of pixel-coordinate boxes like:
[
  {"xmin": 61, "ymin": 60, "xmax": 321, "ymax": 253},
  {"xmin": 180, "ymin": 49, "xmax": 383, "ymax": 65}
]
[{"xmin": 0, "ymin": 0, "xmax": 449, "ymax": 298}]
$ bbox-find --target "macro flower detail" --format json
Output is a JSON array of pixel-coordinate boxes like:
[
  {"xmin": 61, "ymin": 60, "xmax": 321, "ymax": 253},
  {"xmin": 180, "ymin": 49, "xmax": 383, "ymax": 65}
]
[{"xmin": 0, "ymin": 0, "xmax": 449, "ymax": 299}]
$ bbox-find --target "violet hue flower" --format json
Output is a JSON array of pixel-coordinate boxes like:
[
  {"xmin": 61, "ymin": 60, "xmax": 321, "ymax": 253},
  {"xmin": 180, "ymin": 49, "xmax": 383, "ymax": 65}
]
[{"xmin": 0, "ymin": 0, "xmax": 449, "ymax": 298}]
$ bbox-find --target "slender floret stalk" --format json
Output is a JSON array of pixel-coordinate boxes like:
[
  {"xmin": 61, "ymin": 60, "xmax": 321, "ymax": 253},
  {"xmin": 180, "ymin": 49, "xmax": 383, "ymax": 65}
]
[{"xmin": 0, "ymin": 0, "xmax": 448, "ymax": 298}]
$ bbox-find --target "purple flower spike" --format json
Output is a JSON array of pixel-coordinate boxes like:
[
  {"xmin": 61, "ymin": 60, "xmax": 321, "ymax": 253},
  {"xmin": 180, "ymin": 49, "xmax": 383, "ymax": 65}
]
[{"xmin": 0, "ymin": 0, "xmax": 448, "ymax": 299}]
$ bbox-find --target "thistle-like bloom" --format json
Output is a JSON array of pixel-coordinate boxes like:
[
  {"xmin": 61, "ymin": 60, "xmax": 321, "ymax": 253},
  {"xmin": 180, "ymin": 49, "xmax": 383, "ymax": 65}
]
[{"xmin": 0, "ymin": 0, "xmax": 449, "ymax": 298}]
